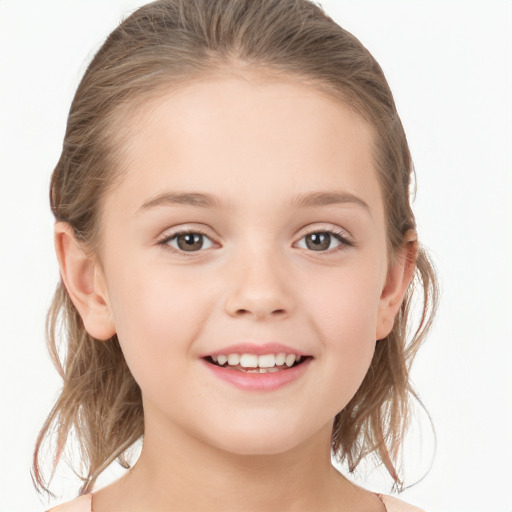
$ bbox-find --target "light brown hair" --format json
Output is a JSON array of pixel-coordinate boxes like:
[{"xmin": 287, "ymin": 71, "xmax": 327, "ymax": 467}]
[{"xmin": 33, "ymin": 0, "xmax": 438, "ymax": 496}]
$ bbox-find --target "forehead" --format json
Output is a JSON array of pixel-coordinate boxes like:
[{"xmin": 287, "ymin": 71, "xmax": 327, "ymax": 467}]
[{"xmin": 108, "ymin": 74, "xmax": 383, "ymax": 220}]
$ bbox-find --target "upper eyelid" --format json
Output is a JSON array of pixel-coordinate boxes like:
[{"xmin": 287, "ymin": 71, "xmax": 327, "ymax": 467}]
[
  {"xmin": 157, "ymin": 227, "xmax": 214, "ymax": 247},
  {"xmin": 158, "ymin": 223, "xmax": 351, "ymax": 238},
  {"xmin": 157, "ymin": 224, "xmax": 353, "ymax": 249},
  {"xmin": 297, "ymin": 224, "xmax": 352, "ymax": 239}
]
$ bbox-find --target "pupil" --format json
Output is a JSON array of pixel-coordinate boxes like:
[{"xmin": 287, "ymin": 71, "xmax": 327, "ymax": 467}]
[
  {"xmin": 178, "ymin": 233, "xmax": 203, "ymax": 251},
  {"xmin": 307, "ymin": 233, "xmax": 330, "ymax": 251}
]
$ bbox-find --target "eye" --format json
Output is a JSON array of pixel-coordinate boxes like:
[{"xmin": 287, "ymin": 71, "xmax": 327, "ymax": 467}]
[
  {"xmin": 159, "ymin": 230, "xmax": 215, "ymax": 253},
  {"xmin": 295, "ymin": 229, "xmax": 352, "ymax": 253}
]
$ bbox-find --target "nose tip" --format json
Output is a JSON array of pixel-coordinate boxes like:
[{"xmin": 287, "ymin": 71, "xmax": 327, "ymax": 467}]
[
  {"xmin": 223, "ymin": 258, "xmax": 293, "ymax": 320},
  {"xmin": 225, "ymin": 290, "xmax": 291, "ymax": 320}
]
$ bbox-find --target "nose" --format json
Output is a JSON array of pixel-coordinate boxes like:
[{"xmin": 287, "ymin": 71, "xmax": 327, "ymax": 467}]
[{"xmin": 223, "ymin": 247, "xmax": 294, "ymax": 321}]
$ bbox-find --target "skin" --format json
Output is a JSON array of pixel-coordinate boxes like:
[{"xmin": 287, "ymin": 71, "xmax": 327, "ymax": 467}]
[{"xmin": 55, "ymin": 73, "xmax": 416, "ymax": 512}]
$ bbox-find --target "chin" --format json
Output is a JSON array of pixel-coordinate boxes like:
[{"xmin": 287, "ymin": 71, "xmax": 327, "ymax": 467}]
[
  {"xmin": 198, "ymin": 417, "xmax": 323, "ymax": 458},
  {"xmin": 215, "ymin": 437, "xmax": 302, "ymax": 458}
]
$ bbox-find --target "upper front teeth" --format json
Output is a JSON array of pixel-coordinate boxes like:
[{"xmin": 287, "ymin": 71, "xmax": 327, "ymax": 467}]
[{"xmin": 212, "ymin": 353, "xmax": 302, "ymax": 368}]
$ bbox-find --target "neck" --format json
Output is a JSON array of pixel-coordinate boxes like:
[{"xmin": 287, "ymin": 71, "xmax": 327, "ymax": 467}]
[
  {"xmin": 139, "ymin": 425, "xmax": 344, "ymax": 511},
  {"xmin": 103, "ymin": 416, "xmax": 361, "ymax": 512},
  {"xmin": 91, "ymin": 404, "xmax": 382, "ymax": 512}
]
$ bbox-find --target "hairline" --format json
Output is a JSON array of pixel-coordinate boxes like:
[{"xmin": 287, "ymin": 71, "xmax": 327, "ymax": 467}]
[{"xmin": 89, "ymin": 62, "xmax": 392, "ymax": 259}]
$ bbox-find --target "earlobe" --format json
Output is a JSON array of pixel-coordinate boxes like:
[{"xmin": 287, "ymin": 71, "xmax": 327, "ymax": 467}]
[
  {"xmin": 54, "ymin": 222, "xmax": 116, "ymax": 341},
  {"xmin": 376, "ymin": 230, "xmax": 418, "ymax": 340}
]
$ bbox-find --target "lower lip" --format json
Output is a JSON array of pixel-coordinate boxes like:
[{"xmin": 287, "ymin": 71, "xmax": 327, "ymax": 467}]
[{"xmin": 202, "ymin": 358, "xmax": 311, "ymax": 392}]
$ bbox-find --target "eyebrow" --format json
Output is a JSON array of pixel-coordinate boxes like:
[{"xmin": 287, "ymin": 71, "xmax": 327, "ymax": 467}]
[
  {"xmin": 291, "ymin": 191, "xmax": 370, "ymax": 211},
  {"xmin": 138, "ymin": 190, "xmax": 370, "ymax": 213}
]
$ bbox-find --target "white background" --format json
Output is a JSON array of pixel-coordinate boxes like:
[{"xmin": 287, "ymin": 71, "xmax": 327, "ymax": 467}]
[{"xmin": 0, "ymin": 1, "xmax": 511, "ymax": 511}]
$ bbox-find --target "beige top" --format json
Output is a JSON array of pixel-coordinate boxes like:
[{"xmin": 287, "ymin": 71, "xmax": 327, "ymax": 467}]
[{"xmin": 47, "ymin": 493, "xmax": 425, "ymax": 511}]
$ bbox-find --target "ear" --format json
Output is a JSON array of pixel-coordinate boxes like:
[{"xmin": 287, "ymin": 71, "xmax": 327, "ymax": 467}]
[
  {"xmin": 54, "ymin": 222, "xmax": 116, "ymax": 340},
  {"xmin": 376, "ymin": 230, "xmax": 418, "ymax": 341}
]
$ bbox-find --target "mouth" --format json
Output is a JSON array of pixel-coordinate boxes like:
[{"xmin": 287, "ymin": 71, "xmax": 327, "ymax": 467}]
[{"xmin": 203, "ymin": 352, "xmax": 311, "ymax": 373}]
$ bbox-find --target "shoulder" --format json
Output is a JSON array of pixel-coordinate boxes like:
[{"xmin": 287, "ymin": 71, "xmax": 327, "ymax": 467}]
[
  {"xmin": 46, "ymin": 494, "xmax": 92, "ymax": 512},
  {"xmin": 378, "ymin": 493, "xmax": 426, "ymax": 512}
]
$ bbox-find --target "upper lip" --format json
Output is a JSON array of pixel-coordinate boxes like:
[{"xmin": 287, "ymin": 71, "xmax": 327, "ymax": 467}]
[{"xmin": 201, "ymin": 342, "xmax": 310, "ymax": 358}]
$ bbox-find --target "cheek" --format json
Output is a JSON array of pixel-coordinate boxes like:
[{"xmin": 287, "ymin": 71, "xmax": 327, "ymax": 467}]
[
  {"xmin": 105, "ymin": 265, "xmax": 209, "ymax": 386},
  {"xmin": 304, "ymin": 260, "xmax": 383, "ymax": 341},
  {"xmin": 301, "ymin": 264, "xmax": 383, "ymax": 399}
]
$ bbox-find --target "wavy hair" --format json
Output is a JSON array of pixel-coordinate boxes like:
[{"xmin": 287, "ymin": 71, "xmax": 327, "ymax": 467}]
[{"xmin": 33, "ymin": 0, "xmax": 438, "ymax": 496}]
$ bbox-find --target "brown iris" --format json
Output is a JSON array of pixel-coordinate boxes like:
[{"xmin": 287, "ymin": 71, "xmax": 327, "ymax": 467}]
[
  {"xmin": 305, "ymin": 233, "xmax": 332, "ymax": 251},
  {"xmin": 176, "ymin": 233, "xmax": 204, "ymax": 251}
]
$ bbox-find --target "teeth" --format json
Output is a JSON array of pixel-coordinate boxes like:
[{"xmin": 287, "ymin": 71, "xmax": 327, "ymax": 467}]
[
  {"xmin": 275, "ymin": 353, "xmax": 286, "ymax": 365},
  {"xmin": 258, "ymin": 354, "xmax": 276, "ymax": 368},
  {"xmin": 240, "ymin": 354, "xmax": 258, "ymax": 368},
  {"xmin": 285, "ymin": 354, "xmax": 296, "ymax": 367},
  {"xmin": 227, "ymin": 353, "xmax": 240, "ymax": 365},
  {"xmin": 211, "ymin": 352, "xmax": 305, "ymax": 369}
]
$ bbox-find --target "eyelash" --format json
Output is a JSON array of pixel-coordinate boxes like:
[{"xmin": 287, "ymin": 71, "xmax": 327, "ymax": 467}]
[{"xmin": 157, "ymin": 227, "xmax": 354, "ymax": 257}]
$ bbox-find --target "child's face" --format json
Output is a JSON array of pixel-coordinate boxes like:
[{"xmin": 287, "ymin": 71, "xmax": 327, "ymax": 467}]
[{"xmin": 90, "ymin": 74, "xmax": 405, "ymax": 455}]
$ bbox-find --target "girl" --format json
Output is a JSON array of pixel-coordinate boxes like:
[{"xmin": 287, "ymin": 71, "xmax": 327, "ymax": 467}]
[{"xmin": 34, "ymin": 0, "xmax": 437, "ymax": 510}]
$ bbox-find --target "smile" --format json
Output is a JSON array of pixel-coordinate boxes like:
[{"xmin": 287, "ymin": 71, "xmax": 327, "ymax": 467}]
[
  {"xmin": 206, "ymin": 353, "xmax": 307, "ymax": 373},
  {"xmin": 202, "ymin": 348, "xmax": 312, "ymax": 391}
]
